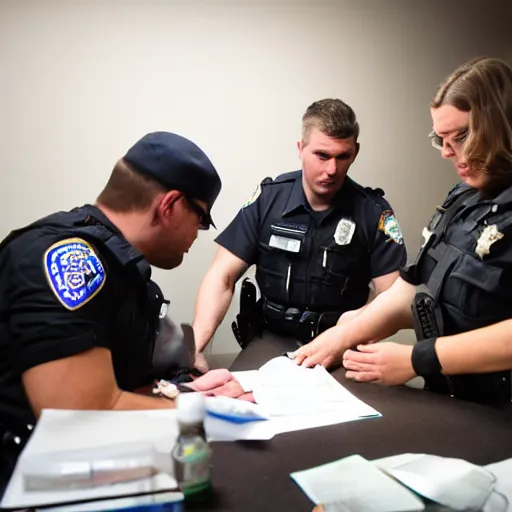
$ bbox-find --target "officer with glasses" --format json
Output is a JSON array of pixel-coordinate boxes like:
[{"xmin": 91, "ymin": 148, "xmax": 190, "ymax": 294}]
[
  {"xmin": 293, "ymin": 57, "xmax": 512, "ymax": 406},
  {"xmin": 0, "ymin": 131, "xmax": 221, "ymax": 488}
]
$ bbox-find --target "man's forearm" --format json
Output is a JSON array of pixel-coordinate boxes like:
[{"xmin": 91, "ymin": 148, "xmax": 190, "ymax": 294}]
[
  {"xmin": 193, "ymin": 272, "xmax": 235, "ymax": 352},
  {"xmin": 112, "ymin": 390, "xmax": 175, "ymax": 410},
  {"xmin": 343, "ymin": 277, "xmax": 416, "ymax": 348}
]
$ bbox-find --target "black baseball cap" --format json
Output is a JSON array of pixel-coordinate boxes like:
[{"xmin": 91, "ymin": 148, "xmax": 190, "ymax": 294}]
[{"xmin": 124, "ymin": 131, "xmax": 221, "ymax": 229}]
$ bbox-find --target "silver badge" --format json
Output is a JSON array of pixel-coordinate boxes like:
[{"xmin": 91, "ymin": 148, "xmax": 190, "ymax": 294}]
[
  {"xmin": 334, "ymin": 219, "xmax": 355, "ymax": 245},
  {"xmin": 475, "ymin": 224, "xmax": 504, "ymax": 259}
]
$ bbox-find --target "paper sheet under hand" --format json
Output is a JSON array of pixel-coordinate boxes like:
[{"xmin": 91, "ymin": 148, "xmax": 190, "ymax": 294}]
[
  {"xmin": 290, "ymin": 454, "xmax": 425, "ymax": 511},
  {"xmin": 229, "ymin": 357, "xmax": 381, "ymax": 437}
]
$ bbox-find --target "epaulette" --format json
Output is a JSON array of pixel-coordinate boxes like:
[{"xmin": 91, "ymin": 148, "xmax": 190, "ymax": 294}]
[
  {"xmin": 364, "ymin": 186, "xmax": 385, "ymax": 197},
  {"xmin": 271, "ymin": 170, "xmax": 301, "ymax": 184},
  {"xmin": 347, "ymin": 178, "xmax": 388, "ymax": 209}
]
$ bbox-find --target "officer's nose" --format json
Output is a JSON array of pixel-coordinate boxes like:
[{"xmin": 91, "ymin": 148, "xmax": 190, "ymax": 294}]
[{"xmin": 325, "ymin": 158, "xmax": 337, "ymax": 175}]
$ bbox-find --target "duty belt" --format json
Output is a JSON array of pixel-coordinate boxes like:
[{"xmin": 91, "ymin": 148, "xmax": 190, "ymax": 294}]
[{"xmin": 262, "ymin": 299, "xmax": 341, "ymax": 342}]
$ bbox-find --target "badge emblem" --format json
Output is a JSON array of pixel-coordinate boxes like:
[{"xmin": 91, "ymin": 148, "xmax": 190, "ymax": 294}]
[
  {"xmin": 475, "ymin": 224, "xmax": 504, "ymax": 260},
  {"xmin": 421, "ymin": 227, "xmax": 432, "ymax": 248},
  {"xmin": 378, "ymin": 210, "xmax": 404, "ymax": 244},
  {"xmin": 242, "ymin": 184, "xmax": 262, "ymax": 208},
  {"xmin": 334, "ymin": 219, "xmax": 356, "ymax": 245},
  {"xmin": 44, "ymin": 238, "xmax": 106, "ymax": 310}
]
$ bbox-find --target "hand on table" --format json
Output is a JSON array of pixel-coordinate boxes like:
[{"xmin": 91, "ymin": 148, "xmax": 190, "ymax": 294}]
[
  {"xmin": 291, "ymin": 327, "xmax": 347, "ymax": 369},
  {"xmin": 343, "ymin": 342, "xmax": 416, "ymax": 386}
]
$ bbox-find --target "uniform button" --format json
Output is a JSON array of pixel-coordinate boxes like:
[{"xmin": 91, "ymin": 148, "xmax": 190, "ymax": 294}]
[{"xmin": 492, "ymin": 204, "xmax": 498, "ymax": 213}]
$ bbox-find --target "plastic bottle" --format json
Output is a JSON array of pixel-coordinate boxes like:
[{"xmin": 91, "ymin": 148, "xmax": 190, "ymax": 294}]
[{"xmin": 172, "ymin": 392, "xmax": 212, "ymax": 503}]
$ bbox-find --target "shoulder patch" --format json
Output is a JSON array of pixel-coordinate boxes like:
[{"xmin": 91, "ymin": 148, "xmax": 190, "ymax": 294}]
[
  {"xmin": 365, "ymin": 186, "xmax": 385, "ymax": 197},
  {"xmin": 242, "ymin": 184, "xmax": 262, "ymax": 208},
  {"xmin": 44, "ymin": 238, "xmax": 106, "ymax": 310},
  {"xmin": 378, "ymin": 210, "xmax": 404, "ymax": 245}
]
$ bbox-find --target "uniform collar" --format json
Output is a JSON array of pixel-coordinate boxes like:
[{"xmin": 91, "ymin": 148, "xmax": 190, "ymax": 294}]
[
  {"xmin": 79, "ymin": 204, "xmax": 124, "ymax": 235},
  {"xmin": 282, "ymin": 173, "xmax": 309, "ymax": 217},
  {"xmin": 281, "ymin": 173, "xmax": 352, "ymax": 218},
  {"xmin": 492, "ymin": 182, "xmax": 512, "ymax": 206}
]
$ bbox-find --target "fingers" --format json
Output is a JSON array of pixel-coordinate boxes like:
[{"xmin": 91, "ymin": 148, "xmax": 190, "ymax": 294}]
[
  {"xmin": 301, "ymin": 356, "xmax": 319, "ymax": 368},
  {"xmin": 343, "ymin": 359, "xmax": 375, "ymax": 373},
  {"xmin": 345, "ymin": 370, "xmax": 379, "ymax": 383},
  {"xmin": 355, "ymin": 343, "xmax": 377, "ymax": 352},
  {"xmin": 343, "ymin": 349, "xmax": 376, "ymax": 364}
]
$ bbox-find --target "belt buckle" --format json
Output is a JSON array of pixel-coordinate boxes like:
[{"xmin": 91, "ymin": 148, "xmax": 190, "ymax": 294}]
[{"xmin": 284, "ymin": 307, "xmax": 301, "ymax": 322}]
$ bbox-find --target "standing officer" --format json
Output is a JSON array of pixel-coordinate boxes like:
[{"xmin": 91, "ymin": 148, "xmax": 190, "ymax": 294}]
[
  {"xmin": 193, "ymin": 99, "xmax": 406, "ymax": 370},
  {"xmin": 0, "ymin": 131, "xmax": 221, "ymax": 487}
]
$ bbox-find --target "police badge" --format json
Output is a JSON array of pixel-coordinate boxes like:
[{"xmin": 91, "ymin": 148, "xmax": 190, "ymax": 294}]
[
  {"xmin": 334, "ymin": 219, "xmax": 356, "ymax": 245},
  {"xmin": 44, "ymin": 238, "xmax": 106, "ymax": 310},
  {"xmin": 475, "ymin": 224, "xmax": 504, "ymax": 259}
]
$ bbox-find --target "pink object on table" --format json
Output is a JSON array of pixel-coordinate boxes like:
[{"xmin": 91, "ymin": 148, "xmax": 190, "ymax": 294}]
[{"xmin": 187, "ymin": 369, "xmax": 255, "ymax": 403}]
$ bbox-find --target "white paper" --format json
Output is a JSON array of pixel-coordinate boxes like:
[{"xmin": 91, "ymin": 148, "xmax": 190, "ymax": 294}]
[
  {"xmin": 375, "ymin": 453, "xmax": 495, "ymax": 511},
  {"xmin": 290, "ymin": 454, "xmax": 425, "ymax": 511},
  {"xmin": 1, "ymin": 409, "xmax": 180, "ymax": 510},
  {"xmin": 232, "ymin": 357, "xmax": 380, "ymax": 435},
  {"xmin": 484, "ymin": 458, "xmax": 512, "ymax": 512},
  {"xmin": 231, "ymin": 370, "xmax": 260, "ymax": 392}
]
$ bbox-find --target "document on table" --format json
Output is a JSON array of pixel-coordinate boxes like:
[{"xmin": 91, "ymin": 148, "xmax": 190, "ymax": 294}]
[
  {"xmin": 290, "ymin": 454, "xmax": 425, "ymax": 511},
  {"xmin": 373, "ymin": 453, "xmax": 502, "ymax": 512},
  {"xmin": 484, "ymin": 458, "xmax": 512, "ymax": 512},
  {"xmin": 229, "ymin": 356, "xmax": 381, "ymax": 437}
]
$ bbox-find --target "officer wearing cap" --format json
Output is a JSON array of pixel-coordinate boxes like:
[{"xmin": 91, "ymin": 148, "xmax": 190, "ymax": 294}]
[
  {"xmin": 0, "ymin": 131, "xmax": 221, "ymax": 486},
  {"xmin": 193, "ymin": 99, "xmax": 406, "ymax": 369}
]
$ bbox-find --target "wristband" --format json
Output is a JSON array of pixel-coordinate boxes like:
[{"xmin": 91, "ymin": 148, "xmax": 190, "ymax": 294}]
[{"xmin": 411, "ymin": 337, "xmax": 443, "ymax": 376}]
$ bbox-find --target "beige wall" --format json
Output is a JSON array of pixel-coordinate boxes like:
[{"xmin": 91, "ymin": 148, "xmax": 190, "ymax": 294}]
[{"xmin": 0, "ymin": 0, "xmax": 510, "ymax": 354}]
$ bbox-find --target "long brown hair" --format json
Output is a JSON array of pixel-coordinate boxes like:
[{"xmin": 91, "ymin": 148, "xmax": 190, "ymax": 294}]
[{"xmin": 431, "ymin": 57, "xmax": 512, "ymax": 183}]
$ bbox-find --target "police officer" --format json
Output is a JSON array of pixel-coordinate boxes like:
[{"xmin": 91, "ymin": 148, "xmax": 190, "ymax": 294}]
[
  {"xmin": 0, "ymin": 131, "xmax": 221, "ymax": 486},
  {"xmin": 294, "ymin": 58, "xmax": 512, "ymax": 406},
  {"xmin": 193, "ymin": 99, "xmax": 407, "ymax": 370}
]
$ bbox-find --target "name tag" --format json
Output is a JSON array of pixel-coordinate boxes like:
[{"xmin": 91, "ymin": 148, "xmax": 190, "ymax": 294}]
[{"xmin": 269, "ymin": 234, "xmax": 302, "ymax": 253}]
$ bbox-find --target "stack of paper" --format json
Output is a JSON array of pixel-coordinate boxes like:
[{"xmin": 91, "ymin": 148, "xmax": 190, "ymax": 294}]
[{"xmin": 230, "ymin": 356, "xmax": 381, "ymax": 437}]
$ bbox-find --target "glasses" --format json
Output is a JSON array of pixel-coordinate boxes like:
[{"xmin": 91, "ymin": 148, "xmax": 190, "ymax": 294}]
[
  {"xmin": 184, "ymin": 196, "xmax": 209, "ymax": 230},
  {"xmin": 429, "ymin": 128, "xmax": 468, "ymax": 152}
]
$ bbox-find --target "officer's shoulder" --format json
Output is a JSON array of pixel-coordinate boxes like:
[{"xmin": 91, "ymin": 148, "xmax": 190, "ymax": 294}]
[
  {"xmin": 261, "ymin": 170, "xmax": 300, "ymax": 187},
  {"xmin": 348, "ymin": 179, "xmax": 390, "ymax": 209},
  {"xmin": 241, "ymin": 171, "xmax": 298, "ymax": 208},
  {"xmin": 7, "ymin": 228, "xmax": 104, "ymax": 266}
]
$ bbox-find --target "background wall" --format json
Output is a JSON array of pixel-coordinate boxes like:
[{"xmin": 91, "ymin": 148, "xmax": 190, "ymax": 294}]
[{"xmin": 1, "ymin": 0, "xmax": 511, "ymax": 354}]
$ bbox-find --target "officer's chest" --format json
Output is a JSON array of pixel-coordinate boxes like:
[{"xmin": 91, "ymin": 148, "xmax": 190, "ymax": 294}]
[{"xmin": 443, "ymin": 200, "xmax": 512, "ymax": 265}]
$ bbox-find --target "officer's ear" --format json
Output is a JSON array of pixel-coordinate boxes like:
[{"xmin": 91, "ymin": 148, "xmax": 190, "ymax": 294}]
[{"xmin": 153, "ymin": 190, "xmax": 182, "ymax": 225}]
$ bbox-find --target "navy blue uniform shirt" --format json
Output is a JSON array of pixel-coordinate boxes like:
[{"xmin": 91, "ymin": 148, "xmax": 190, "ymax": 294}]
[
  {"xmin": 216, "ymin": 171, "xmax": 407, "ymax": 314},
  {"xmin": 0, "ymin": 206, "xmax": 158, "ymax": 431}
]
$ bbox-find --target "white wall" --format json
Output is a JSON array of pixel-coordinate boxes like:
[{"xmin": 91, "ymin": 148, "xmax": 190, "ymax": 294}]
[{"xmin": 1, "ymin": 0, "xmax": 510, "ymax": 354}]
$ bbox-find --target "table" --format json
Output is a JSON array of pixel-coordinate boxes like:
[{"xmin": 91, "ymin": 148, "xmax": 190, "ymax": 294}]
[{"xmin": 194, "ymin": 333, "xmax": 512, "ymax": 511}]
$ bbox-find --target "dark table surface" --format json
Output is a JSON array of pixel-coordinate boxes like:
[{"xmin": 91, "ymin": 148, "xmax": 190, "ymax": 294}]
[{"xmin": 193, "ymin": 334, "xmax": 512, "ymax": 511}]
